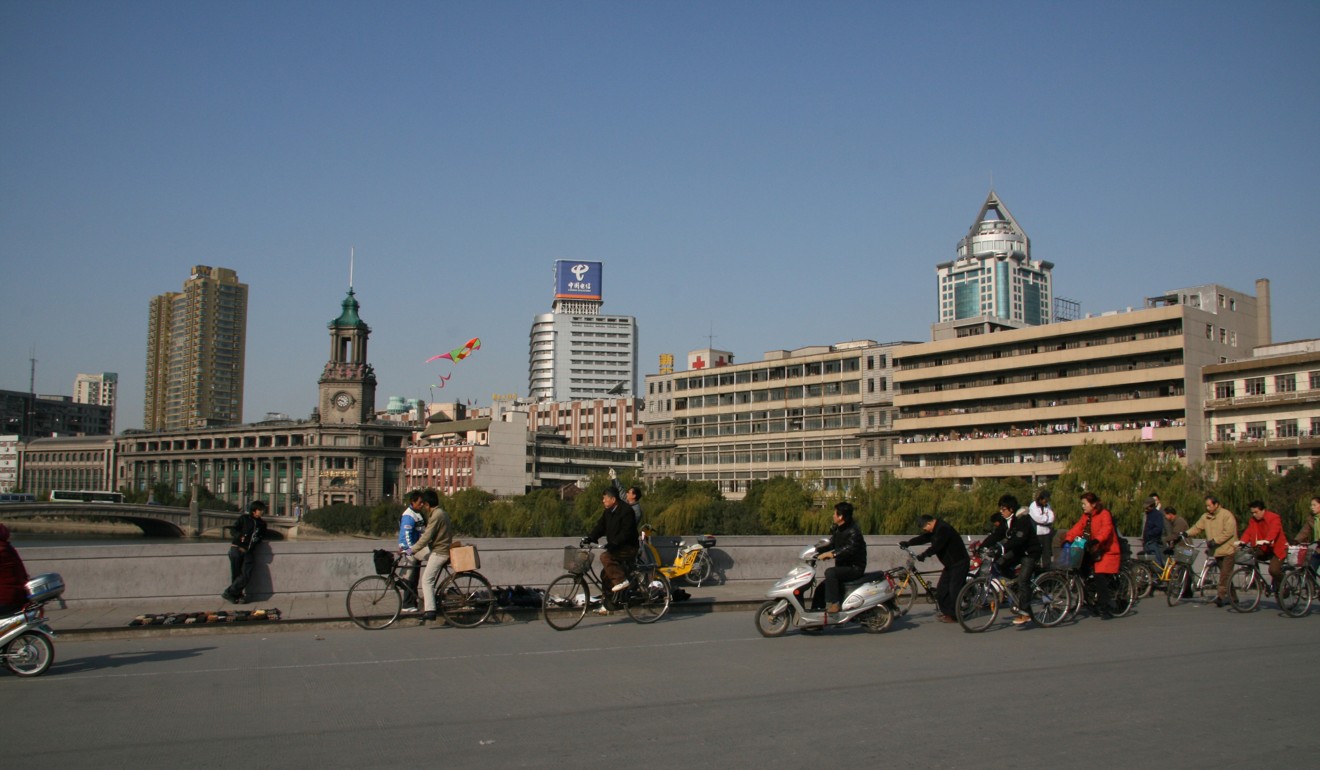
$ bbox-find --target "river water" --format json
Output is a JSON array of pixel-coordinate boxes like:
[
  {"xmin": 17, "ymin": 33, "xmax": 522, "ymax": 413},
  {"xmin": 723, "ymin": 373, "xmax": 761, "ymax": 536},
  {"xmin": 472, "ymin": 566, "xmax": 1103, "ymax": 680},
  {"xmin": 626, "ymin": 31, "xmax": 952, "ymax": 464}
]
[{"xmin": 11, "ymin": 531, "xmax": 231, "ymax": 548}]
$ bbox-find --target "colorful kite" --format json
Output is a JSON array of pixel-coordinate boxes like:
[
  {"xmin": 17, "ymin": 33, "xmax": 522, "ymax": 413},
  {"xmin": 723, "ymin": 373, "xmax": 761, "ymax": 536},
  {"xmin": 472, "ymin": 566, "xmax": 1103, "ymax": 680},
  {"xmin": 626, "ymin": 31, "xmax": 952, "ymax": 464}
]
[{"xmin": 426, "ymin": 337, "xmax": 481, "ymax": 364}]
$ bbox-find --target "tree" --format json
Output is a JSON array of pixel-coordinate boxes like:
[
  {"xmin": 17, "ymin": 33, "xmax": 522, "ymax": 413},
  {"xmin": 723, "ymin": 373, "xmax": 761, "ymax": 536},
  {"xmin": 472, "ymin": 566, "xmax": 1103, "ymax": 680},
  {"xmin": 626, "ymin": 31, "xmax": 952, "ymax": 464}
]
[{"xmin": 744, "ymin": 476, "xmax": 815, "ymax": 535}]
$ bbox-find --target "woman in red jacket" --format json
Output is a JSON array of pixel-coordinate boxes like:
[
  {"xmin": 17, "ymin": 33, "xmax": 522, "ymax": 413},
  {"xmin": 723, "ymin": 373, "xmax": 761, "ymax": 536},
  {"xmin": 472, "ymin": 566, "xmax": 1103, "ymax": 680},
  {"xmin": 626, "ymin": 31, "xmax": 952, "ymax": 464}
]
[{"xmin": 1064, "ymin": 492, "xmax": 1121, "ymax": 619}]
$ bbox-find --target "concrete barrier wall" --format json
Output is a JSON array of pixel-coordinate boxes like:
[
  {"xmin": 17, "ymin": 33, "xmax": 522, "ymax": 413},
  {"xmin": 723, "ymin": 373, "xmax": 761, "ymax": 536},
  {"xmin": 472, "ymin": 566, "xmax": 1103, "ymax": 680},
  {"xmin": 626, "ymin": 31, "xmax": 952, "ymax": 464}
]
[{"xmin": 22, "ymin": 535, "xmax": 1141, "ymax": 606}]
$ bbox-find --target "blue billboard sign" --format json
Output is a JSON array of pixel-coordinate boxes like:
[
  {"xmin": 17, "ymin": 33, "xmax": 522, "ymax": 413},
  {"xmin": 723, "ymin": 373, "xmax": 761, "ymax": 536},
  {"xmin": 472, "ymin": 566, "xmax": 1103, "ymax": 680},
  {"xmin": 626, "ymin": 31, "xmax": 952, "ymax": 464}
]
[{"xmin": 554, "ymin": 260, "xmax": 602, "ymax": 301}]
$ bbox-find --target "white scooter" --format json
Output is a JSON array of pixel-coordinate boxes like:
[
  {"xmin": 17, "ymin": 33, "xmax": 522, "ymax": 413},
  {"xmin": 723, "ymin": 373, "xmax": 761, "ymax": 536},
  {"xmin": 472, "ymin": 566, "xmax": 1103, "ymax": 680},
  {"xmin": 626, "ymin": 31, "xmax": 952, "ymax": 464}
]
[
  {"xmin": 0, "ymin": 572, "xmax": 64, "ymax": 677},
  {"xmin": 755, "ymin": 542, "xmax": 898, "ymax": 636}
]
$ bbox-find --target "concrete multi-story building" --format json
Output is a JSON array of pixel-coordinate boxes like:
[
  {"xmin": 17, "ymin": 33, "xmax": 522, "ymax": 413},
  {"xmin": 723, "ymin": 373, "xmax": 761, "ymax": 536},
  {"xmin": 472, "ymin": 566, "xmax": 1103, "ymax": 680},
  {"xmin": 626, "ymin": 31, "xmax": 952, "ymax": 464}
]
[
  {"xmin": 144, "ymin": 265, "xmax": 249, "ymax": 431},
  {"xmin": 19, "ymin": 435, "xmax": 116, "ymax": 496},
  {"xmin": 1204, "ymin": 339, "xmax": 1320, "ymax": 474},
  {"xmin": 411, "ymin": 410, "xmax": 640, "ymax": 496},
  {"xmin": 641, "ymin": 341, "xmax": 909, "ymax": 499},
  {"xmin": 73, "ymin": 372, "xmax": 117, "ymax": 432},
  {"xmin": 480, "ymin": 396, "xmax": 644, "ymax": 449},
  {"xmin": 935, "ymin": 191, "xmax": 1054, "ymax": 340},
  {"xmin": 892, "ymin": 281, "xmax": 1266, "ymax": 484},
  {"xmin": 529, "ymin": 260, "xmax": 638, "ymax": 401},
  {"xmin": 1, "ymin": 389, "xmax": 114, "ymax": 439},
  {"xmin": 118, "ymin": 287, "xmax": 413, "ymax": 512}
]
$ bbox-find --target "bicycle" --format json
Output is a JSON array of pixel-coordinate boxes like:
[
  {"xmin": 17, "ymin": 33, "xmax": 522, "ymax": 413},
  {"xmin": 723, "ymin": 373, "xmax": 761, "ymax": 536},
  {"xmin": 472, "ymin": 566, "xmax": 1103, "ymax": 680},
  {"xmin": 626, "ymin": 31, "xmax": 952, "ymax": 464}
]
[
  {"xmin": 888, "ymin": 545, "xmax": 978, "ymax": 616},
  {"xmin": 639, "ymin": 524, "xmax": 717, "ymax": 587},
  {"xmin": 1165, "ymin": 535, "xmax": 1222, "ymax": 607},
  {"xmin": 543, "ymin": 543, "xmax": 672, "ymax": 630},
  {"xmin": 1129, "ymin": 545, "xmax": 1183, "ymax": 598},
  {"xmin": 346, "ymin": 550, "xmax": 496, "ymax": 630},
  {"xmin": 1227, "ymin": 542, "xmax": 1287, "ymax": 613},
  {"xmin": 1038, "ymin": 543, "xmax": 1135, "ymax": 620},
  {"xmin": 954, "ymin": 547, "xmax": 1071, "ymax": 632},
  {"xmin": 1278, "ymin": 543, "xmax": 1318, "ymax": 618}
]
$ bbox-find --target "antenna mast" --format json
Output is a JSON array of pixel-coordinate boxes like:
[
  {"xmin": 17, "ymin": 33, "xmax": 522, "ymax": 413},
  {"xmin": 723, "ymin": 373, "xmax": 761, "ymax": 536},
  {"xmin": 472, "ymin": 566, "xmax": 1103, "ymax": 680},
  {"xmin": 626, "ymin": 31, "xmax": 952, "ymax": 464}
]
[{"xmin": 349, "ymin": 246, "xmax": 355, "ymax": 291}]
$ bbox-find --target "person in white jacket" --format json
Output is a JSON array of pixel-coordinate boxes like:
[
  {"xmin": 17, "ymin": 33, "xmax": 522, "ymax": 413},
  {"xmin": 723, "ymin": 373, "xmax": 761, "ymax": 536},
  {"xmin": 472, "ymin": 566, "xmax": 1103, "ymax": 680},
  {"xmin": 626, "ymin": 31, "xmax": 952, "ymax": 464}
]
[{"xmin": 1027, "ymin": 490, "xmax": 1056, "ymax": 569}]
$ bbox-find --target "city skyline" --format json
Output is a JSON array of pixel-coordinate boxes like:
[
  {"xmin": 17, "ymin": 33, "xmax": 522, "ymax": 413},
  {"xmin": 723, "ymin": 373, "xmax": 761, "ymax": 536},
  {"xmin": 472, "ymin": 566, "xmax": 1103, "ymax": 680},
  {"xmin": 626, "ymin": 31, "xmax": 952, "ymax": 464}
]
[{"xmin": 2, "ymin": 3, "xmax": 1317, "ymax": 432}]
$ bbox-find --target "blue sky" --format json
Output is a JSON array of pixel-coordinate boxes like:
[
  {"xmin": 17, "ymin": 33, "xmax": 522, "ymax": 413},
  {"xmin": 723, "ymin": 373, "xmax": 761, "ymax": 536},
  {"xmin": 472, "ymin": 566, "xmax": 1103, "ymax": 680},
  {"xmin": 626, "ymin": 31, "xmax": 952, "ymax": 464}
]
[{"xmin": 3, "ymin": 1, "xmax": 1317, "ymax": 431}]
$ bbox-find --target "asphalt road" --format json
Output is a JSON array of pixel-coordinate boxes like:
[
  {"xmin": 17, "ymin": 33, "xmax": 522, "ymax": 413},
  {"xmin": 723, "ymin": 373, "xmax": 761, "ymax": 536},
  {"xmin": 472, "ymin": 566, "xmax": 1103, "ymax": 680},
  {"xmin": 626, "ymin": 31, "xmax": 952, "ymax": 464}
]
[{"xmin": 4, "ymin": 599, "xmax": 1317, "ymax": 769}]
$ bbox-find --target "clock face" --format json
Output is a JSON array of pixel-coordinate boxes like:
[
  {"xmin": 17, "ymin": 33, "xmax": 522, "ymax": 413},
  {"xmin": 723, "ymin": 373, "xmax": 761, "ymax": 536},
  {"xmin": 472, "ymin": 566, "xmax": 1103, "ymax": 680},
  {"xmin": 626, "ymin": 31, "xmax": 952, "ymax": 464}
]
[{"xmin": 334, "ymin": 392, "xmax": 354, "ymax": 410}]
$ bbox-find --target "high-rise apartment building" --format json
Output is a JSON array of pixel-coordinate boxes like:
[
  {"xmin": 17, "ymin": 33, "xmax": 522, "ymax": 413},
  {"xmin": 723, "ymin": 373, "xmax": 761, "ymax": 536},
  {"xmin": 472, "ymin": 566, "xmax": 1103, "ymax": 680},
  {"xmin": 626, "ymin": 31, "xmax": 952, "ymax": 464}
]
[
  {"xmin": 529, "ymin": 260, "xmax": 638, "ymax": 401},
  {"xmin": 935, "ymin": 191, "xmax": 1054, "ymax": 340},
  {"xmin": 143, "ymin": 265, "xmax": 248, "ymax": 431},
  {"xmin": 73, "ymin": 372, "xmax": 117, "ymax": 432}
]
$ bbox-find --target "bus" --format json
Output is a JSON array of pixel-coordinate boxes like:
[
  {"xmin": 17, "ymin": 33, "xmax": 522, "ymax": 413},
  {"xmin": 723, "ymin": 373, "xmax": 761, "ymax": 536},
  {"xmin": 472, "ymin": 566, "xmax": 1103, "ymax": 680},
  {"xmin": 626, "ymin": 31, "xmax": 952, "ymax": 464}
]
[
  {"xmin": 48, "ymin": 490, "xmax": 125, "ymax": 504},
  {"xmin": 0, "ymin": 493, "xmax": 37, "ymax": 503}
]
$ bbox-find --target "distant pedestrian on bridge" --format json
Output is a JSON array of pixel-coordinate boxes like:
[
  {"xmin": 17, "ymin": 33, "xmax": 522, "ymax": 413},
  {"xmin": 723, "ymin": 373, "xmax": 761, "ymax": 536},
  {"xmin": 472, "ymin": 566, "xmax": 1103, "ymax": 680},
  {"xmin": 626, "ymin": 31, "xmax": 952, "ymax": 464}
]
[{"xmin": 222, "ymin": 500, "xmax": 267, "ymax": 604}]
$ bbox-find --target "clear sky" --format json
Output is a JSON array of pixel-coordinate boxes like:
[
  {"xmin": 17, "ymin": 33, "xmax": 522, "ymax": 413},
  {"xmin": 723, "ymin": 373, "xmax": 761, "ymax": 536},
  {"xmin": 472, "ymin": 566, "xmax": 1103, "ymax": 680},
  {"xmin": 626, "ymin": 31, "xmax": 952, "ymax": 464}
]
[{"xmin": 2, "ymin": 1, "xmax": 1317, "ymax": 432}]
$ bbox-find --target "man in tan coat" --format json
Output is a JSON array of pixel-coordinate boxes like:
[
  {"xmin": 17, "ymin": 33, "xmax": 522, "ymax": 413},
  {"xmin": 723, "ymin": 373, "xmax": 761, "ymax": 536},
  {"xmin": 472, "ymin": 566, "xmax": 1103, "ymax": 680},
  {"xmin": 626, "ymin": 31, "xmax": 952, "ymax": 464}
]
[
  {"xmin": 407, "ymin": 488, "xmax": 454, "ymax": 622},
  {"xmin": 1186, "ymin": 495, "xmax": 1240, "ymax": 608}
]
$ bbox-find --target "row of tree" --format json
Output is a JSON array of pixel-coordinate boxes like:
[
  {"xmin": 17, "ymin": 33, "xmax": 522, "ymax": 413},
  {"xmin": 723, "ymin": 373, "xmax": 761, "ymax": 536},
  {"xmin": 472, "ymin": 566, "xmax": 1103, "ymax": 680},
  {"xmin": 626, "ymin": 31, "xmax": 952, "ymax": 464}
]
[{"xmin": 300, "ymin": 442, "xmax": 1317, "ymax": 540}]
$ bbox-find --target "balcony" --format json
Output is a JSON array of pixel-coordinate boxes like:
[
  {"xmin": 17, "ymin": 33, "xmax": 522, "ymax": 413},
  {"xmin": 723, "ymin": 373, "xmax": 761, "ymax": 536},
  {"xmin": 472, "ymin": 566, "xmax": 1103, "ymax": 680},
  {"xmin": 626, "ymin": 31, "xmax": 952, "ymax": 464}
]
[
  {"xmin": 1204, "ymin": 389, "xmax": 1320, "ymax": 412},
  {"xmin": 1206, "ymin": 432, "xmax": 1320, "ymax": 454}
]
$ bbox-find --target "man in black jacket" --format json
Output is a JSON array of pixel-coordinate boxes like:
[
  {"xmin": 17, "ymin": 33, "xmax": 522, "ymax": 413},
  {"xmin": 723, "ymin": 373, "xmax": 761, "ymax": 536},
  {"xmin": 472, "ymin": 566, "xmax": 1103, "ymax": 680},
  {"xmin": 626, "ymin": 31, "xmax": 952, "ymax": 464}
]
[
  {"xmin": 584, "ymin": 487, "xmax": 640, "ymax": 607},
  {"xmin": 222, "ymin": 500, "xmax": 268, "ymax": 604},
  {"xmin": 815, "ymin": 502, "xmax": 867, "ymax": 619},
  {"xmin": 900, "ymin": 514, "xmax": 969, "ymax": 623},
  {"xmin": 982, "ymin": 494, "xmax": 1042, "ymax": 625}
]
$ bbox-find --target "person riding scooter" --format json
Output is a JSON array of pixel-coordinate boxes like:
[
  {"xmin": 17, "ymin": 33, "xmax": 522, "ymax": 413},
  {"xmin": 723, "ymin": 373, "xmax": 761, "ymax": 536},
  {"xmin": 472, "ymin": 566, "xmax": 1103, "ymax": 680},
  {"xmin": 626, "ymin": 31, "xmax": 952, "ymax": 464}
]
[
  {"xmin": 814, "ymin": 502, "xmax": 867, "ymax": 620},
  {"xmin": 0, "ymin": 523, "xmax": 30, "ymax": 616}
]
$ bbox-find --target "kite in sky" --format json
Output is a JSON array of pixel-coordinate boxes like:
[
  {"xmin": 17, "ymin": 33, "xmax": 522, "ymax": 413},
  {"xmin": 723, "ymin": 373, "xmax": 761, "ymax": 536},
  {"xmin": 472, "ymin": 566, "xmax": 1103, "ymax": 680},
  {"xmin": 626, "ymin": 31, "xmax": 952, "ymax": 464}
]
[
  {"xmin": 425, "ymin": 337, "xmax": 481, "ymax": 388},
  {"xmin": 426, "ymin": 337, "xmax": 481, "ymax": 364}
]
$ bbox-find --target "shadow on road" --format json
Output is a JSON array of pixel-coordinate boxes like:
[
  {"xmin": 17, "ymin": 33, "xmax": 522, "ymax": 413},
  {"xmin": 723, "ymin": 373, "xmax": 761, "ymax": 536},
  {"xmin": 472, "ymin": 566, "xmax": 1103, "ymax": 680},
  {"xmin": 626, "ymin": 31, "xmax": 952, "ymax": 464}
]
[{"xmin": 51, "ymin": 647, "xmax": 216, "ymax": 675}]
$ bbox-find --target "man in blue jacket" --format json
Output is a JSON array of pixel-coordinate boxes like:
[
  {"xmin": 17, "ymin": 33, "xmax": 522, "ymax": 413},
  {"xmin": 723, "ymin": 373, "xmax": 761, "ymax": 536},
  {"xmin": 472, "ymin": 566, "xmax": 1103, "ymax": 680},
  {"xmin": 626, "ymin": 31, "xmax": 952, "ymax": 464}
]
[{"xmin": 1141, "ymin": 496, "xmax": 1165, "ymax": 566}]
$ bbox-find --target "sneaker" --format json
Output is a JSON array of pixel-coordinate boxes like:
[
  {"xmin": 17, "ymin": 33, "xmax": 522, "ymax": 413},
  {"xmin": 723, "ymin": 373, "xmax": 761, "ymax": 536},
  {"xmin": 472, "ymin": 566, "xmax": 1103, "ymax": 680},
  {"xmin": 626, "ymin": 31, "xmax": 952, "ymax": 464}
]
[
  {"xmin": 401, "ymin": 606, "xmax": 420, "ymax": 615},
  {"xmin": 611, "ymin": 579, "xmax": 630, "ymax": 593},
  {"xmin": 1013, "ymin": 614, "xmax": 1032, "ymax": 626},
  {"xmin": 594, "ymin": 606, "xmax": 611, "ymax": 616}
]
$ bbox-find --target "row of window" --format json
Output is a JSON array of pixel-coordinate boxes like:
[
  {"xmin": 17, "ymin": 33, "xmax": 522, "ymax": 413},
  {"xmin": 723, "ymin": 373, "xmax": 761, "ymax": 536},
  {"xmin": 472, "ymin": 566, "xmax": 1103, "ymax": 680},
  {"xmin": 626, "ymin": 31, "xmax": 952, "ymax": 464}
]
[
  {"xmin": 1215, "ymin": 419, "xmax": 1320, "ymax": 441},
  {"xmin": 1214, "ymin": 372, "xmax": 1320, "ymax": 399}
]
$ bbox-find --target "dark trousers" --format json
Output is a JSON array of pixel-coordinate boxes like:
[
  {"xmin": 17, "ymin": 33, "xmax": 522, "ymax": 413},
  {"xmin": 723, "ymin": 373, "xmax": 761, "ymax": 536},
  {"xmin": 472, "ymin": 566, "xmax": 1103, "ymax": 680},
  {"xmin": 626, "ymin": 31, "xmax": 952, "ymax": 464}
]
[
  {"xmin": 823, "ymin": 564, "xmax": 864, "ymax": 608},
  {"xmin": 1010, "ymin": 556, "xmax": 1037, "ymax": 613},
  {"xmin": 226, "ymin": 546, "xmax": 255, "ymax": 598},
  {"xmin": 599, "ymin": 546, "xmax": 639, "ymax": 595},
  {"xmin": 1090, "ymin": 572, "xmax": 1116, "ymax": 614},
  {"xmin": 936, "ymin": 561, "xmax": 970, "ymax": 617}
]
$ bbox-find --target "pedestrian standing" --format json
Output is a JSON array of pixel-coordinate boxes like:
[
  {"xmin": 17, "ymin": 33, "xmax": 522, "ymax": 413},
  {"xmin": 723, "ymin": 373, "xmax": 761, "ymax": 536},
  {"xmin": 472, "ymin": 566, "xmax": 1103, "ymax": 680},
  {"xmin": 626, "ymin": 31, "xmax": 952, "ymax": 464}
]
[
  {"xmin": 1185, "ymin": 496, "xmax": 1239, "ymax": 608},
  {"xmin": 1027, "ymin": 490, "xmax": 1055, "ymax": 569},
  {"xmin": 222, "ymin": 500, "xmax": 268, "ymax": 604}
]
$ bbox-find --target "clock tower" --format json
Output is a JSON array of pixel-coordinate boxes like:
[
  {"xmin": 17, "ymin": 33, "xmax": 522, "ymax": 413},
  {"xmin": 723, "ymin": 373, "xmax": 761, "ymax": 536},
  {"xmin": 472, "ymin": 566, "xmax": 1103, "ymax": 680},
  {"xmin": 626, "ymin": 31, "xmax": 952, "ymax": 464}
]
[{"xmin": 319, "ymin": 289, "xmax": 377, "ymax": 424}]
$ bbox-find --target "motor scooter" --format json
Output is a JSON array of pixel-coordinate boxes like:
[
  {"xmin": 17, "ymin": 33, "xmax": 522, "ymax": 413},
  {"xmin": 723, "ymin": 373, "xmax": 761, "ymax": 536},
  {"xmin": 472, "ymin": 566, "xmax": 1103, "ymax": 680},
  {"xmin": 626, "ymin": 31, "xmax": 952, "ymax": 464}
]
[
  {"xmin": 755, "ymin": 542, "xmax": 898, "ymax": 636},
  {"xmin": 0, "ymin": 572, "xmax": 64, "ymax": 677}
]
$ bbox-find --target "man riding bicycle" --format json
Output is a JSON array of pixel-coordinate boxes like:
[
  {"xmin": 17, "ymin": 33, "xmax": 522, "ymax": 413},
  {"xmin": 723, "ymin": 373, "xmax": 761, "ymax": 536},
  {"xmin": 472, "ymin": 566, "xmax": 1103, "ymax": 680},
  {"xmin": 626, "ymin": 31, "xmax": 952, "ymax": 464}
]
[
  {"xmin": 583, "ymin": 487, "xmax": 640, "ymax": 610},
  {"xmin": 1241, "ymin": 500, "xmax": 1287, "ymax": 595},
  {"xmin": 983, "ymin": 495, "xmax": 1041, "ymax": 625}
]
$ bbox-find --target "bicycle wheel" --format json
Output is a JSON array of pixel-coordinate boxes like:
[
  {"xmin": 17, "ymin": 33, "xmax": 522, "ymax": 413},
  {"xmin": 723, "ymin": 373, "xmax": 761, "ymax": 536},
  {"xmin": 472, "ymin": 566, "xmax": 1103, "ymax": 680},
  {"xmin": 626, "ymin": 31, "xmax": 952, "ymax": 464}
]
[
  {"xmin": 439, "ymin": 571, "xmax": 495, "ymax": 628},
  {"xmin": 755, "ymin": 600, "xmax": 792, "ymax": 637},
  {"xmin": 1278, "ymin": 569, "xmax": 1312, "ymax": 618},
  {"xmin": 1030, "ymin": 572, "xmax": 1071, "ymax": 627},
  {"xmin": 1229, "ymin": 567, "xmax": 1262, "ymax": 612},
  {"xmin": 3, "ymin": 632, "xmax": 54, "ymax": 677},
  {"xmin": 1129, "ymin": 562, "xmax": 1156, "ymax": 599},
  {"xmin": 627, "ymin": 569, "xmax": 671, "ymax": 624},
  {"xmin": 684, "ymin": 551, "xmax": 713, "ymax": 587},
  {"xmin": 1111, "ymin": 571, "xmax": 1136, "ymax": 617},
  {"xmin": 956, "ymin": 577, "xmax": 999, "ymax": 633},
  {"xmin": 888, "ymin": 568, "xmax": 917, "ymax": 616},
  {"xmin": 346, "ymin": 575, "xmax": 402, "ymax": 630},
  {"xmin": 1165, "ymin": 564, "xmax": 1189, "ymax": 607},
  {"xmin": 543, "ymin": 575, "xmax": 589, "ymax": 631},
  {"xmin": 1066, "ymin": 573, "xmax": 1085, "ymax": 618}
]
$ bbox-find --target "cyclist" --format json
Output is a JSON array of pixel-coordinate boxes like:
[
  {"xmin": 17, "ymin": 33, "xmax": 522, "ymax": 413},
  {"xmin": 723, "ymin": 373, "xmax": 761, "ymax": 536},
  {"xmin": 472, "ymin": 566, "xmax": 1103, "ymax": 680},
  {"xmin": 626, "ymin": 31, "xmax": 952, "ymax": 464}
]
[
  {"xmin": 1292, "ymin": 496, "xmax": 1320, "ymax": 573},
  {"xmin": 1141, "ymin": 496, "xmax": 1165, "ymax": 565},
  {"xmin": 1063, "ymin": 492, "xmax": 1121, "ymax": 619},
  {"xmin": 1162, "ymin": 506, "xmax": 1189, "ymax": 550},
  {"xmin": 1185, "ymin": 496, "xmax": 1239, "ymax": 608},
  {"xmin": 583, "ymin": 487, "xmax": 640, "ymax": 607},
  {"xmin": 398, "ymin": 489, "xmax": 436, "ymax": 614},
  {"xmin": 406, "ymin": 488, "xmax": 453, "ymax": 622},
  {"xmin": 899, "ymin": 514, "xmax": 968, "ymax": 623},
  {"xmin": 983, "ymin": 495, "xmax": 1041, "ymax": 625},
  {"xmin": 0, "ymin": 523, "xmax": 30, "ymax": 617},
  {"xmin": 814, "ymin": 502, "xmax": 867, "ymax": 620},
  {"xmin": 1240, "ymin": 500, "xmax": 1287, "ymax": 595}
]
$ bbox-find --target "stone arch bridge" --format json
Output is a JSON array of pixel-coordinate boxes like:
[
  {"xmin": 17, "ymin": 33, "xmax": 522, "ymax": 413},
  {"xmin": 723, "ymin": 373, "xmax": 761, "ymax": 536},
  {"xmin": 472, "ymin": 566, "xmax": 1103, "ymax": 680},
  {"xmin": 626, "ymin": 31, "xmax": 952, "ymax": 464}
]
[{"xmin": 0, "ymin": 503, "xmax": 294, "ymax": 538}]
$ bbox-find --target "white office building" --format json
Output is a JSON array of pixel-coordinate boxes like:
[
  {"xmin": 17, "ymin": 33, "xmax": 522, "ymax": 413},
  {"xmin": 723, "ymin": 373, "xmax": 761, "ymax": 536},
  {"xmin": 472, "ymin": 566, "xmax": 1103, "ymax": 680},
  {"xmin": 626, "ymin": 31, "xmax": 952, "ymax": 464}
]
[{"xmin": 529, "ymin": 260, "xmax": 638, "ymax": 402}]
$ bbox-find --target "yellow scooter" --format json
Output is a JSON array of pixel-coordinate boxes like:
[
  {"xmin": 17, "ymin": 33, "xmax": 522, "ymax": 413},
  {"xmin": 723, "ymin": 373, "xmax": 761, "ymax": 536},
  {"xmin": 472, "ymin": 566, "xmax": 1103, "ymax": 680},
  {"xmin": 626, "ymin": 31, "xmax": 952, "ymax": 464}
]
[{"xmin": 639, "ymin": 524, "xmax": 717, "ymax": 587}]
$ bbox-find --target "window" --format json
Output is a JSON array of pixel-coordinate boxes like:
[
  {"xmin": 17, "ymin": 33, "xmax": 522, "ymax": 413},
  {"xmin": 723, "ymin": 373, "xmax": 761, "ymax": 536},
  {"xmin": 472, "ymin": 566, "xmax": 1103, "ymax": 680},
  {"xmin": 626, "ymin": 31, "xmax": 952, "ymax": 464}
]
[
  {"xmin": 1244, "ymin": 377, "xmax": 1265, "ymax": 396},
  {"xmin": 1216, "ymin": 424, "xmax": 1236, "ymax": 442},
  {"xmin": 1311, "ymin": 371, "xmax": 1320, "ymax": 390},
  {"xmin": 1245, "ymin": 421, "xmax": 1266, "ymax": 440},
  {"xmin": 1276, "ymin": 419, "xmax": 1299, "ymax": 439},
  {"xmin": 1214, "ymin": 381, "xmax": 1235, "ymax": 399},
  {"xmin": 1276, "ymin": 373, "xmax": 1296, "ymax": 393}
]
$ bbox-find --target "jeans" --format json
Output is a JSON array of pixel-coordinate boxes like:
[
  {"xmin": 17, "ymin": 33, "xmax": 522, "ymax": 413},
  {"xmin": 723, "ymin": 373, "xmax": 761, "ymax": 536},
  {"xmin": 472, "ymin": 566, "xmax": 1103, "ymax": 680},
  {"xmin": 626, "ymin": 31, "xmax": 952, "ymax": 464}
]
[{"xmin": 226, "ymin": 546, "xmax": 256, "ymax": 598}]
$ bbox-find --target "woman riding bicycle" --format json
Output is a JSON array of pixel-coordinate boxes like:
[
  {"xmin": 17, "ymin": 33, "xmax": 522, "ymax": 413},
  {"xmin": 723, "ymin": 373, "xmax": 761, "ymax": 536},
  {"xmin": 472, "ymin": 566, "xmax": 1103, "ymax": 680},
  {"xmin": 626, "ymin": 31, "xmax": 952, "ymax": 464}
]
[{"xmin": 1063, "ymin": 492, "xmax": 1121, "ymax": 619}]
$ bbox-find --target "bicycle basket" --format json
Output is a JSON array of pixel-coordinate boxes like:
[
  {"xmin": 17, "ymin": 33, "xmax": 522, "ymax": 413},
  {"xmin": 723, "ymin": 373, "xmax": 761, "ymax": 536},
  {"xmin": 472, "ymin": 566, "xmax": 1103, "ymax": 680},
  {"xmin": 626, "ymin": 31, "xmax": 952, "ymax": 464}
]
[
  {"xmin": 372, "ymin": 549, "xmax": 395, "ymax": 575},
  {"xmin": 1056, "ymin": 544, "xmax": 1084, "ymax": 570},
  {"xmin": 563, "ymin": 546, "xmax": 592, "ymax": 574},
  {"xmin": 1287, "ymin": 544, "xmax": 1307, "ymax": 568},
  {"xmin": 1173, "ymin": 542, "xmax": 1198, "ymax": 566},
  {"xmin": 1233, "ymin": 548, "xmax": 1258, "ymax": 566}
]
